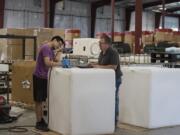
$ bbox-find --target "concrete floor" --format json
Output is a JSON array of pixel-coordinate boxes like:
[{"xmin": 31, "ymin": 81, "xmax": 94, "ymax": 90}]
[{"xmin": 1, "ymin": 109, "xmax": 180, "ymax": 135}]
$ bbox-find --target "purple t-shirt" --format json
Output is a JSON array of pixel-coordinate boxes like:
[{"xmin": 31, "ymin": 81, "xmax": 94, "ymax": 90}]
[{"xmin": 34, "ymin": 44, "xmax": 54, "ymax": 79}]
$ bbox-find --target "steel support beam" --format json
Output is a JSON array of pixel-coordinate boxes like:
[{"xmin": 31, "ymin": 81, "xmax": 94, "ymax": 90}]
[
  {"xmin": 179, "ymin": 17, "xmax": 180, "ymax": 31},
  {"xmin": 155, "ymin": 13, "xmax": 161, "ymax": 29},
  {"xmin": 135, "ymin": 0, "xmax": 142, "ymax": 54},
  {"xmin": 90, "ymin": 0, "xmax": 123, "ymax": 37},
  {"xmin": 162, "ymin": 0, "xmax": 165, "ymax": 29},
  {"xmin": 0, "ymin": 0, "xmax": 5, "ymax": 28},
  {"xmin": 143, "ymin": 0, "xmax": 179, "ymax": 9},
  {"xmin": 125, "ymin": 8, "xmax": 131, "ymax": 31},
  {"xmin": 44, "ymin": 0, "xmax": 49, "ymax": 27},
  {"xmin": 166, "ymin": 7, "xmax": 180, "ymax": 12},
  {"xmin": 111, "ymin": 0, "xmax": 115, "ymax": 41},
  {"xmin": 164, "ymin": 12, "xmax": 180, "ymax": 17},
  {"xmin": 127, "ymin": 0, "xmax": 180, "ymax": 11},
  {"xmin": 49, "ymin": 0, "xmax": 56, "ymax": 28},
  {"xmin": 91, "ymin": 3, "xmax": 97, "ymax": 37},
  {"xmin": 92, "ymin": 0, "xmax": 123, "ymax": 8}
]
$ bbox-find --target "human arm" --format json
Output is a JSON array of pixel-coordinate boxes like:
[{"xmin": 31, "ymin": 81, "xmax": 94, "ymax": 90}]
[
  {"xmin": 92, "ymin": 64, "xmax": 117, "ymax": 70},
  {"xmin": 44, "ymin": 57, "xmax": 59, "ymax": 67},
  {"xmin": 42, "ymin": 47, "xmax": 60, "ymax": 67},
  {"xmin": 92, "ymin": 51, "xmax": 119, "ymax": 70},
  {"xmin": 54, "ymin": 48, "xmax": 62, "ymax": 62}
]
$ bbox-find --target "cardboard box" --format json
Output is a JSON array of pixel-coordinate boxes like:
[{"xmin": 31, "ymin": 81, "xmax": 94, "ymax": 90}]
[
  {"xmin": 142, "ymin": 31, "xmax": 154, "ymax": 44},
  {"xmin": 108, "ymin": 32, "xmax": 124, "ymax": 42},
  {"xmin": 0, "ymin": 28, "xmax": 65, "ymax": 60},
  {"xmin": 96, "ymin": 32, "xmax": 124, "ymax": 42},
  {"xmin": 65, "ymin": 29, "xmax": 80, "ymax": 41},
  {"xmin": 11, "ymin": 61, "xmax": 36, "ymax": 104},
  {"xmin": 124, "ymin": 31, "xmax": 135, "ymax": 45},
  {"xmin": 0, "ymin": 28, "xmax": 25, "ymax": 45},
  {"xmin": 154, "ymin": 29, "xmax": 173, "ymax": 43},
  {"xmin": 7, "ymin": 44, "xmax": 23, "ymax": 60},
  {"xmin": 0, "ymin": 42, "xmax": 23, "ymax": 61},
  {"xmin": 52, "ymin": 29, "xmax": 65, "ymax": 38},
  {"xmin": 25, "ymin": 28, "xmax": 65, "ymax": 59},
  {"xmin": 0, "ymin": 28, "xmax": 25, "ymax": 36},
  {"xmin": 173, "ymin": 31, "xmax": 180, "ymax": 42},
  {"xmin": 0, "ymin": 28, "xmax": 25, "ymax": 60}
]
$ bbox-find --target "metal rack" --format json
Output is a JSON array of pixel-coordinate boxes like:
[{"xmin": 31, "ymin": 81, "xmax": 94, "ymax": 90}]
[
  {"xmin": 0, "ymin": 72, "xmax": 10, "ymax": 102},
  {"xmin": 151, "ymin": 52, "xmax": 180, "ymax": 63},
  {"xmin": 0, "ymin": 35, "xmax": 37, "ymax": 60},
  {"xmin": 0, "ymin": 63, "xmax": 10, "ymax": 103}
]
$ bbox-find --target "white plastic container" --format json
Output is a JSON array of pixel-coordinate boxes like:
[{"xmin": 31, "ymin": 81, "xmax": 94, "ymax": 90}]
[
  {"xmin": 120, "ymin": 66, "xmax": 180, "ymax": 128},
  {"xmin": 49, "ymin": 68, "xmax": 115, "ymax": 135}
]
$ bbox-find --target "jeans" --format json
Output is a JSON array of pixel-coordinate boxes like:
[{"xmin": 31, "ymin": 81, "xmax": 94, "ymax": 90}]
[{"xmin": 115, "ymin": 77, "xmax": 121, "ymax": 126}]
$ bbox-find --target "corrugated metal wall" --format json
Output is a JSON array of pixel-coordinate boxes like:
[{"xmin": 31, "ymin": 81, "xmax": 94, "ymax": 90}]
[
  {"xmin": 4, "ymin": 0, "xmax": 44, "ymax": 28},
  {"xmin": 95, "ymin": 6, "xmax": 125, "ymax": 34},
  {"xmin": 4, "ymin": 0, "xmax": 165, "ymax": 37},
  {"xmin": 130, "ymin": 11, "xmax": 155, "ymax": 31},
  {"xmin": 54, "ymin": 0, "xmax": 90, "ymax": 37},
  {"xmin": 3, "ymin": 0, "xmax": 126, "ymax": 37},
  {"xmin": 160, "ymin": 16, "xmax": 179, "ymax": 31}
]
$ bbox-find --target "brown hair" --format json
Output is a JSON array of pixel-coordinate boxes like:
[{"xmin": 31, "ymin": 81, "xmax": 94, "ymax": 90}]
[{"xmin": 99, "ymin": 33, "xmax": 112, "ymax": 45}]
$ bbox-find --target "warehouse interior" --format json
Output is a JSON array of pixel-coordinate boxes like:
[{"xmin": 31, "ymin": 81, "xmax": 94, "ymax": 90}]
[{"xmin": 0, "ymin": 0, "xmax": 180, "ymax": 135}]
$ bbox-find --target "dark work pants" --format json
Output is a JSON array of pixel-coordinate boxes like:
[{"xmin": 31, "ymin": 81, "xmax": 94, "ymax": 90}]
[{"xmin": 115, "ymin": 77, "xmax": 121, "ymax": 126}]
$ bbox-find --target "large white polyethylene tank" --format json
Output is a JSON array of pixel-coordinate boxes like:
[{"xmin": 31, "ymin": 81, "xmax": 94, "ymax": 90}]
[
  {"xmin": 49, "ymin": 68, "xmax": 115, "ymax": 135},
  {"xmin": 120, "ymin": 66, "xmax": 180, "ymax": 128}
]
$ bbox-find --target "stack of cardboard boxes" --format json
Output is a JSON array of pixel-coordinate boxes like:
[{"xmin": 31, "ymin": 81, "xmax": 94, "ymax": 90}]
[
  {"xmin": 154, "ymin": 29, "xmax": 173, "ymax": 43},
  {"xmin": 65, "ymin": 29, "xmax": 80, "ymax": 48},
  {"xmin": 96, "ymin": 32, "xmax": 124, "ymax": 42},
  {"xmin": 124, "ymin": 31, "xmax": 135, "ymax": 52},
  {"xmin": 142, "ymin": 31, "xmax": 154, "ymax": 46},
  {"xmin": 25, "ymin": 28, "xmax": 64, "ymax": 59},
  {"xmin": 0, "ymin": 28, "xmax": 64, "ymax": 105},
  {"xmin": 11, "ymin": 60, "xmax": 36, "ymax": 104},
  {"xmin": 108, "ymin": 32, "xmax": 124, "ymax": 42},
  {"xmin": 0, "ymin": 28, "xmax": 65, "ymax": 61},
  {"xmin": 173, "ymin": 31, "xmax": 180, "ymax": 46},
  {"xmin": 0, "ymin": 28, "xmax": 25, "ymax": 61}
]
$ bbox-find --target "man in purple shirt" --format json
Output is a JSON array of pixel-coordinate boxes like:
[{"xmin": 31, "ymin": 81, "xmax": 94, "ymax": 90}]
[{"xmin": 33, "ymin": 36, "xmax": 64, "ymax": 131}]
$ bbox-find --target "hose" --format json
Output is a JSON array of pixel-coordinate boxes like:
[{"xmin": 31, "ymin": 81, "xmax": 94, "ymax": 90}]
[{"xmin": 0, "ymin": 125, "xmax": 34, "ymax": 133}]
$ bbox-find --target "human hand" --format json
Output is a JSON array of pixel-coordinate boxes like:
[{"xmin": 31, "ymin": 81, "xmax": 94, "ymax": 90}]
[
  {"xmin": 92, "ymin": 64, "xmax": 101, "ymax": 68},
  {"xmin": 89, "ymin": 63, "xmax": 100, "ymax": 68}
]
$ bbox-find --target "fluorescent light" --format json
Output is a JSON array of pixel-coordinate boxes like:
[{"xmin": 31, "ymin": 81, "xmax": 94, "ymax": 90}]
[{"xmin": 159, "ymin": 7, "xmax": 167, "ymax": 10}]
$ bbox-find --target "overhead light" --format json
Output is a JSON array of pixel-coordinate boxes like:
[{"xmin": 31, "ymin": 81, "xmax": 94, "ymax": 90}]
[
  {"xmin": 152, "ymin": 9, "xmax": 161, "ymax": 13},
  {"xmin": 56, "ymin": 0, "xmax": 65, "ymax": 10},
  {"xmin": 159, "ymin": 7, "xmax": 167, "ymax": 10}
]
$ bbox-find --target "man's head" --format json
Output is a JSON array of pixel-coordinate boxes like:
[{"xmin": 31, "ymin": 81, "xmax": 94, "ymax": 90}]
[
  {"xmin": 99, "ymin": 33, "xmax": 111, "ymax": 52},
  {"xmin": 51, "ymin": 36, "xmax": 65, "ymax": 50}
]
